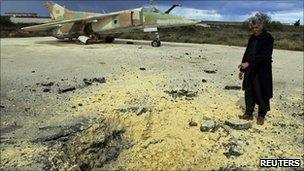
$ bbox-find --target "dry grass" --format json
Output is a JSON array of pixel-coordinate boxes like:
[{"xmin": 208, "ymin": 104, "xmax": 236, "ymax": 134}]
[{"xmin": 120, "ymin": 25, "xmax": 303, "ymax": 51}]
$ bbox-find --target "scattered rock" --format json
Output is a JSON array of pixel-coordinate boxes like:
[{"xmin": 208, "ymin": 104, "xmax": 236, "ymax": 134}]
[
  {"xmin": 221, "ymin": 125, "xmax": 232, "ymax": 134},
  {"xmin": 78, "ymin": 103, "xmax": 83, "ymax": 107},
  {"xmin": 224, "ymin": 119, "xmax": 252, "ymax": 130},
  {"xmin": 93, "ymin": 77, "xmax": 106, "ymax": 84},
  {"xmin": 204, "ymin": 70, "xmax": 217, "ymax": 74},
  {"xmin": 200, "ymin": 119, "xmax": 217, "ymax": 132},
  {"xmin": 83, "ymin": 78, "xmax": 93, "ymax": 85},
  {"xmin": 164, "ymin": 89, "xmax": 197, "ymax": 99},
  {"xmin": 201, "ymin": 79, "xmax": 207, "ymax": 83},
  {"xmin": 126, "ymin": 41, "xmax": 134, "ymax": 44},
  {"xmin": 58, "ymin": 86, "xmax": 76, "ymax": 94},
  {"xmin": 188, "ymin": 118, "xmax": 198, "ymax": 127},
  {"xmin": 83, "ymin": 77, "xmax": 106, "ymax": 85},
  {"xmin": 139, "ymin": 67, "xmax": 146, "ymax": 71},
  {"xmin": 223, "ymin": 138, "xmax": 244, "ymax": 158},
  {"xmin": 136, "ymin": 106, "xmax": 149, "ymax": 115},
  {"xmin": 0, "ymin": 105, "xmax": 5, "ymax": 109},
  {"xmin": 185, "ymin": 52, "xmax": 189, "ymax": 55},
  {"xmin": 41, "ymin": 82, "xmax": 54, "ymax": 87},
  {"xmin": 224, "ymin": 86, "xmax": 241, "ymax": 90},
  {"xmin": 31, "ymin": 70, "xmax": 35, "ymax": 73},
  {"xmin": 43, "ymin": 87, "xmax": 51, "ymax": 92}
]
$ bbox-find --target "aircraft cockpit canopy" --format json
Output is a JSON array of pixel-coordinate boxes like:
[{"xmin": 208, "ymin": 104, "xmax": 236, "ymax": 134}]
[{"xmin": 142, "ymin": 7, "xmax": 162, "ymax": 13}]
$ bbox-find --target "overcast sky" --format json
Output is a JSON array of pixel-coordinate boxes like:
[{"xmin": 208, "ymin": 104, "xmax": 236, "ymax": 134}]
[{"xmin": 1, "ymin": 0, "xmax": 303, "ymax": 24}]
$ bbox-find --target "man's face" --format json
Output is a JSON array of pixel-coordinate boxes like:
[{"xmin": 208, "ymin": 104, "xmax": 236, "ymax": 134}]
[{"xmin": 251, "ymin": 24, "xmax": 263, "ymax": 36}]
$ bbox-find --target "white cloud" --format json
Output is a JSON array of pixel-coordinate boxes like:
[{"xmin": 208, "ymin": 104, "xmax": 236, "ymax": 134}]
[
  {"xmin": 266, "ymin": 10, "xmax": 303, "ymax": 24},
  {"xmin": 157, "ymin": 5, "xmax": 223, "ymax": 21},
  {"xmin": 172, "ymin": 7, "xmax": 223, "ymax": 21},
  {"xmin": 156, "ymin": 5, "xmax": 303, "ymax": 24}
]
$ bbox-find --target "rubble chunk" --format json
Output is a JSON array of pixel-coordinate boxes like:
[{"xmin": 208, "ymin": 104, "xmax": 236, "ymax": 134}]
[{"xmin": 224, "ymin": 119, "xmax": 252, "ymax": 130}]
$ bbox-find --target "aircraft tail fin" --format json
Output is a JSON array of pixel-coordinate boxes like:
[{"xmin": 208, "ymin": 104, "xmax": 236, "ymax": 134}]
[{"xmin": 45, "ymin": 1, "xmax": 69, "ymax": 21}]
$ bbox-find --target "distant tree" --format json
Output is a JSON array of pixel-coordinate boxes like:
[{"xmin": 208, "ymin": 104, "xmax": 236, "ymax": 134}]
[
  {"xmin": 254, "ymin": 12, "xmax": 271, "ymax": 25},
  {"xmin": 0, "ymin": 16, "xmax": 16, "ymax": 28},
  {"xmin": 242, "ymin": 12, "xmax": 283, "ymax": 31},
  {"xmin": 294, "ymin": 19, "xmax": 300, "ymax": 26}
]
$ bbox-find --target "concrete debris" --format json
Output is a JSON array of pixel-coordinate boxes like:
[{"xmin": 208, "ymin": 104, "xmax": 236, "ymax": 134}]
[
  {"xmin": 41, "ymin": 82, "xmax": 54, "ymax": 87},
  {"xmin": 219, "ymin": 125, "xmax": 231, "ymax": 135},
  {"xmin": 83, "ymin": 78, "xmax": 93, "ymax": 85},
  {"xmin": 224, "ymin": 119, "xmax": 252, "ymax": 130},
  {"xmin": 188, "ymin": 118, "xmax": 198, "ymax": 127},
  {"xmin": 136, "ymin": 106, "xmax": 149, "ymax": 115},
  {"xmin": 83, "ymin": 77, "xmax": 106, "ymax": 85},
  {"xmin": 43, "ymin": 87, "xmax": 51, "ymax": 92},
  {"xmin": 224, "ymin": 86, "xmax": 241, "ymax": 90},
  {"xmin": 223, "ymin": 138, "xmax": 244, "ymax": 158},
  {"xmin": 58, "ymin": 86, "xmax": 76, "ymax": 94},
  {"xmin": 164, "ymin": 89, "xmax": 197, "ymax": 99},
  {"xmin": 93, "ymin": 77, "xmax": 106, "ymax": 83},
  {"xmin": 204, "ymin": 70, "xmax": 217, "ymax": 74},
  {"xmin": 200, "ymin": 119, "xmax": 218, "ymax": 132}
]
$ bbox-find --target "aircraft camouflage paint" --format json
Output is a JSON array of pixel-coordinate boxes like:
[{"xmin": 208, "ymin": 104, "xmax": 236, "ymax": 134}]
[{"xmin": 22, "ymin": 1, "xmax": 201, "ymax": 47}]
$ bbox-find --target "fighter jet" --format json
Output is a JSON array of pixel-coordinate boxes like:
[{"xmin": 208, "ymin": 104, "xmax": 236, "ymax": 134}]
[{"xmin": 22, "ymin": 1, "xmax": 201, "ymax": 47}]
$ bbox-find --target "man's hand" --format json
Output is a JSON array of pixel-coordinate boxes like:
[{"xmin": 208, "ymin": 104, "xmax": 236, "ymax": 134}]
[
  {"xmin": 238, "ymin": 62, "xmax": 249, "ymax": 70},
  {"xmin": 238, "ymin": 72, "xmax": 244, "ymax": 80}
]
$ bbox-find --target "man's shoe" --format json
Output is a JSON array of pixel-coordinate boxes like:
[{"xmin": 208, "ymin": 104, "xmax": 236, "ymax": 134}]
[
  {"xmin": 256, "ymin": 116, "xmax": 265, "ymax": 125},
  {"xmin": 238, "ymin": 114, "xmax": 253, "ymax": 120}
]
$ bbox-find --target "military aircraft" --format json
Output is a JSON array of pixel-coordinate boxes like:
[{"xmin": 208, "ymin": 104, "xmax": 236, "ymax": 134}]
[{"xmin": 22, "ymin": 1, "xmax": 202, "ymax": 47}]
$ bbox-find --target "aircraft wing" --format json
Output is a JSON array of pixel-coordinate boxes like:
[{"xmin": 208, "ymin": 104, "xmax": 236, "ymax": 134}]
[{"xmin": 21, "ymin": 13, "xmax": 117, "ymax": 32}]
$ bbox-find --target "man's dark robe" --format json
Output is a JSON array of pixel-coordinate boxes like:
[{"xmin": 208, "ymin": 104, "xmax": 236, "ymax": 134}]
[{"xmin": 241, "ymin": 30, "xmax": 274, "ymax": 103}]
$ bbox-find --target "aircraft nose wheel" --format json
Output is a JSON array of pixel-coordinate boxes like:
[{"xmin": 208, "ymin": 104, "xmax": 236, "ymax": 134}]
[{"xmin": 151, "ymin": 39, "xmax": 161, "ymax": 47}]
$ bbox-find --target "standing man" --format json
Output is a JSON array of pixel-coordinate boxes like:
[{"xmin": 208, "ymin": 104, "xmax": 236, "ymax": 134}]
[{"xmin": 238, "ymin": 16, "xmax": 274, "ymax": 125}]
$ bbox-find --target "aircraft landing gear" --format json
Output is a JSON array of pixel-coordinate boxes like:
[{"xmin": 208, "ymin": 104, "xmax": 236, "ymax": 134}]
[
  {"xmin": 151, "ymin": 32, "xmax": 161, "ymax": 47},
  {"xmin": 105, "ymin": 36, "xmax": 115, "ymax": 43},
  {"xmin": 151, "ymin": 39, "xmax": 161, "ymax": 47}
]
